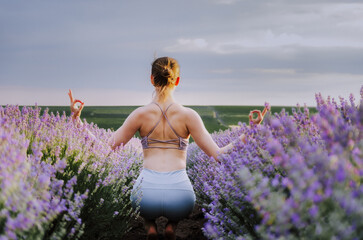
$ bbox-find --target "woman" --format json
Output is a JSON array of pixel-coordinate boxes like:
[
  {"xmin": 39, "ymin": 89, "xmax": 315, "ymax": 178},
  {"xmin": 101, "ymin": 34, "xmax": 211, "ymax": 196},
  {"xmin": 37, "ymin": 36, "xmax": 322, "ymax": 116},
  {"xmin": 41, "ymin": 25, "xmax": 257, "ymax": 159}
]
[{"xmin": 68, "ymin": 57, "xmax": 265, "ymax": 240}]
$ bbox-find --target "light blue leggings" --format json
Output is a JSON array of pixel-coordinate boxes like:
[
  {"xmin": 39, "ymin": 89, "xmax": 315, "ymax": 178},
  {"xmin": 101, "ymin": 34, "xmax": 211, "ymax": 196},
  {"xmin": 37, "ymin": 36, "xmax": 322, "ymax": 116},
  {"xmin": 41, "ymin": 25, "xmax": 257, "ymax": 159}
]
[{"xmin": 130, "ymin": 168, "xmax": 196, "ymax": 221}]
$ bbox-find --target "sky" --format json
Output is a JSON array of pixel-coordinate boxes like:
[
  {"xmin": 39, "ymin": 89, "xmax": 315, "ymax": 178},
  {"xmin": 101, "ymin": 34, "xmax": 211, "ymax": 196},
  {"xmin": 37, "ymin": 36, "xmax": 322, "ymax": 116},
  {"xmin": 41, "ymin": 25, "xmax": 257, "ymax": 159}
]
[{"xmin": 1, "ymin": 0, "xmax": 362, "ymax": 106}]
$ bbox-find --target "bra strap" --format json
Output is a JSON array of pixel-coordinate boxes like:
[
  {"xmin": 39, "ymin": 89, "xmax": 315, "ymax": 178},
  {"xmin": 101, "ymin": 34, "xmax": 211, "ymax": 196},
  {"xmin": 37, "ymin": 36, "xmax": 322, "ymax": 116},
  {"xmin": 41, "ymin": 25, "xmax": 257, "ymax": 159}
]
[
  {"xmin": 145, "ymin": 102, "xmax": 164, "ymax": 137},
  {"xmin": 146, "ymin": 117, "xmax": 162, "ymax": 137},
  {"xmin": 152, "ymin": 102, "xmax": 181, "ymax": 138}
]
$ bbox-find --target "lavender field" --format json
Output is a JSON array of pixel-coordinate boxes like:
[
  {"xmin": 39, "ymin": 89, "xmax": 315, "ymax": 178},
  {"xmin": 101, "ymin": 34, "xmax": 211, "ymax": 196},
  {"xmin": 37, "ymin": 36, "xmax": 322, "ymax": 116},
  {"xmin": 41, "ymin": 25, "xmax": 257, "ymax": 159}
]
[{"xmin": 1, "ymin": 87, "xmax": 363, "ymax": 239}]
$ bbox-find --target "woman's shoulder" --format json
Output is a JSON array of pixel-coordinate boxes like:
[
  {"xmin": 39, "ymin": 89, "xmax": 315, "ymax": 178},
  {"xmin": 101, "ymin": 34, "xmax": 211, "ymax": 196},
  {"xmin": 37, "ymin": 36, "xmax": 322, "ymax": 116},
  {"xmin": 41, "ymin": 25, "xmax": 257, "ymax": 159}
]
[
  {"xmin": 132, "ymin": 103, "xmax": 162, "ymax": 118},
  {"xmin": 173, "ymin": 105, "xmax": 200, "ymax": 120},
  {"xmin": 128, "ymin": 105, "xmax": 150, "ymax": 118}
]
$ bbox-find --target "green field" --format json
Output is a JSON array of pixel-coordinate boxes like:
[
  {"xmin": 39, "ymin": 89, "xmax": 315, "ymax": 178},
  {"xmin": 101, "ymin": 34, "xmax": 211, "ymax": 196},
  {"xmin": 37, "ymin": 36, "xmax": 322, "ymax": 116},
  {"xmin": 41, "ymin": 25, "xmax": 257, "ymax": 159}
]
[{"xmin": 42, "ymin": 105, "xmax": 317, "ymax": 137}]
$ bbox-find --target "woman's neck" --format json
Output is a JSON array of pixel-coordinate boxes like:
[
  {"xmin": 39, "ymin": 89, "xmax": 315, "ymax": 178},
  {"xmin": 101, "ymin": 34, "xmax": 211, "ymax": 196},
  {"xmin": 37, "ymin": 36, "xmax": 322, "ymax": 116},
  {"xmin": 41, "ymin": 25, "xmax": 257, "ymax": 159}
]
[{"xmin": 153, "ymin": 93, "xmax": 175, "ymax": 105}]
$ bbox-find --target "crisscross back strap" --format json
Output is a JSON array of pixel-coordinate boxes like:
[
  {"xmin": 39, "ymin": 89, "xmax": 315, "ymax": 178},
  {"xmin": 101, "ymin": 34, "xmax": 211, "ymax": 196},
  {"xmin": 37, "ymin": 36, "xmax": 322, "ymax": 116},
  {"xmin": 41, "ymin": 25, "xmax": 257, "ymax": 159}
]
[
  {"xmin": 152, "ymin": 102, "xmax": 181, "ymax": 138},
  {"xmin": 145, "ymin": 115, "xmax": 162, "ymax": 137},
  {"xmin": 141, "ymin": 102, "xmax": 188, "ymax": 150}
]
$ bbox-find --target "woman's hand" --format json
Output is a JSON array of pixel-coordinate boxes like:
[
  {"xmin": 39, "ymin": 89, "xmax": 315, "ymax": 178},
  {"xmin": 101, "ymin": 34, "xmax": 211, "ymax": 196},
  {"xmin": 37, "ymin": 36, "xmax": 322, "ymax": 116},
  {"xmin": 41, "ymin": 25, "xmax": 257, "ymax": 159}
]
[
  {"xmin": 68, "ymin": 89, "xmax": 102, "ymax": 146},
  {"xmin": 68, "ymin": 89, "xmax": 84, "ymax": 119},
  {"xmin": 249, "ymin": 106, "xmax": 268, "ymax": 126}
]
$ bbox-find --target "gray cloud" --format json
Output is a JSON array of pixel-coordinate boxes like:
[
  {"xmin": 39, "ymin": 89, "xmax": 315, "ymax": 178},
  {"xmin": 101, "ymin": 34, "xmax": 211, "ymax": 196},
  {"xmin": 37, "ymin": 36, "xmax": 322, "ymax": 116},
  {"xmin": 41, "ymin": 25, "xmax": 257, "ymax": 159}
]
[{"xmin": 0, "ymin": 0, "xmax": 362, "ymax": 105}]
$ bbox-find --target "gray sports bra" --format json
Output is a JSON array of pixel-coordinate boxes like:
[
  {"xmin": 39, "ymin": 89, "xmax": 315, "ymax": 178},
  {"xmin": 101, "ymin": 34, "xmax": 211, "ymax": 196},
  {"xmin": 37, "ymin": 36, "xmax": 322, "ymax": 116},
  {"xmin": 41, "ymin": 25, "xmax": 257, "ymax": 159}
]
[{"xmin": 141, "ymin": 102, "xmax": 189, "ymax": 150}]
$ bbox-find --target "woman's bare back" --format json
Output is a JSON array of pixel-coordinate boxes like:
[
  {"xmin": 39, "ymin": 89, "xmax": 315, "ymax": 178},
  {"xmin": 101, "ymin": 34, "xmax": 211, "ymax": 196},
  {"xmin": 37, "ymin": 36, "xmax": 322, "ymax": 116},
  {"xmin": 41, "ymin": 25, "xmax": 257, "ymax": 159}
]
[{"xmin": 139, "ymin": 102, "xmax": 191, "ymax": 172}]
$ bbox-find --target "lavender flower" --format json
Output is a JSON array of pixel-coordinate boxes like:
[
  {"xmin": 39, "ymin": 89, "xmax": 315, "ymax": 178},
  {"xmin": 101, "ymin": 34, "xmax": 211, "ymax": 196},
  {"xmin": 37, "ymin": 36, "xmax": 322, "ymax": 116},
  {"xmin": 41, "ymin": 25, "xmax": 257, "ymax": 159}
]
[
  {"xmin": 1, "ymin": 105, "xmax": 143, "ymax": 239},
  {"xmin": 188, "ymin": 86, "xmax": 363, "ymax": 239}
]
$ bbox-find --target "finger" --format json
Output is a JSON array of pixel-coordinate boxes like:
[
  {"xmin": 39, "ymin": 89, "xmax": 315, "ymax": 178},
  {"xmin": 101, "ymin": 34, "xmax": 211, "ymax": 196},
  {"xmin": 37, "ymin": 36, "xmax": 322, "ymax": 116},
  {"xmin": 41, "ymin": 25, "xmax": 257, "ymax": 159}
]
[
  {"xmin": 251, "ymin": 110, "xmax": 261, "ymax": 114},
  {"xmin": 250, "ymin": 110, "xmax": 260, "ymax": 120},
  {"xmin": 262, "ymin": 107, "xmax": 268, "ymax": 117},
  {"xmin": 78, "ymin": 103, "xmax": 84, "ymax": 112},
  {"xmin": 254, "ymin": 111, "xmax": 262, "ymax": 120},
  {"xmin": 253, "ymin": 110, "xmax": 264, "ymax": 121},
  {"xmin": 71, "ymin": 100, "xmax": 77, "ymax": 109},
  {"xmin": 74, "ymin": 99, "xmax": 84, "ymax": 105},
  {"xmin": 256, "ymin": 111, "xmax": 263, "ymax": 119},
  {"xmin": 255, "ymin": 114, "xmax": 262, "ymax": 123},
  {"xmin": 75, "ymin": 103, "xmax": 85, "ymax": 117},
  {"xmin": 68, "ymin": 89, "xmax": 74, "ymax": 103}
]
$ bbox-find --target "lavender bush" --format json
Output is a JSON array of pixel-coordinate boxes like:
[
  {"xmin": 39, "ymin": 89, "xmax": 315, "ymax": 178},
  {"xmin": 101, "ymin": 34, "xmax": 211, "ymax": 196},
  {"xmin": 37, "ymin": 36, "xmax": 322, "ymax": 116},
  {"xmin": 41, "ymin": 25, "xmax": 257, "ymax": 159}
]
[
  {"xmin": 0, "ymin": 105, "xmax": 142, "ymax": 239},
  {"xmin": 187, "ymin": 88, "xmax": 363, "ymax": 240},
  {"xmin": 2, "ymin": 86, "xmax": 362, "ymax": 240}
]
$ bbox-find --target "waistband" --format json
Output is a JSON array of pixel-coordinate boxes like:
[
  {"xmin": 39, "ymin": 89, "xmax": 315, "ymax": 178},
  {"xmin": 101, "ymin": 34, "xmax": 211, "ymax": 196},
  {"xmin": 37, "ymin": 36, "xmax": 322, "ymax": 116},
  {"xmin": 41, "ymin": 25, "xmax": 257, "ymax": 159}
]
[{"xmin": 139, "ymin": 168, "xmax": 189, "ymax": 184}]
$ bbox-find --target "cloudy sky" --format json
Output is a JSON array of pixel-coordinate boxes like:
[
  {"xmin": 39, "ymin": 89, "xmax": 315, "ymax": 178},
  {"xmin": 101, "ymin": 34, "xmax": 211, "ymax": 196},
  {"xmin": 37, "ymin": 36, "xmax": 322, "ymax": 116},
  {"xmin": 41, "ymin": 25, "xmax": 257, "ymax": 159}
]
[{"xmin": 1, "ymin": 0, "xmax": 362, "ymax": 106}]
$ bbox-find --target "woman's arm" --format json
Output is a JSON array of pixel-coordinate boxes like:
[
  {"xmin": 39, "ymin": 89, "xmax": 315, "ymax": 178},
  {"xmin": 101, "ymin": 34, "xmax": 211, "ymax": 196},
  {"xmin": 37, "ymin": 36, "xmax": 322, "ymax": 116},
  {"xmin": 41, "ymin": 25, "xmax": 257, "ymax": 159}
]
[
  {"xmin": 108, "ymin": 108, "xmax": 143, "ymax": 150},
  {"xmin": 186, "ymin": 108, "xmax": 266, "ymax": 161},
  {"xmin": 68, "ymin": 89, "xmax": 105, "ymax": 145},
  {"xmin": 68, "ymin": 90, "xmax": 141, "ymax": 151}
]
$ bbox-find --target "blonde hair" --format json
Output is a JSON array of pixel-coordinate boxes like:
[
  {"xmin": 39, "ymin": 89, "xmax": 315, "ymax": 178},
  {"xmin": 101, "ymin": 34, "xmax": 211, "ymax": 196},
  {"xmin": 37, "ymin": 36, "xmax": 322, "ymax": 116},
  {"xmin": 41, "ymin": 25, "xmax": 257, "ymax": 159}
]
[{"xmin": 151, "ymin": 57, "xmax": 180, "ymax": 102}]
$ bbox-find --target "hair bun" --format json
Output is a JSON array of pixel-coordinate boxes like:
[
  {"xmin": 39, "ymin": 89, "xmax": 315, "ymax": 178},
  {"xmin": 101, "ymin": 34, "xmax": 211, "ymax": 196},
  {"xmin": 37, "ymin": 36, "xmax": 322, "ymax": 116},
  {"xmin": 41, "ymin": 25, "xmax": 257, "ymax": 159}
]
[
  {"xmin": 161, "ymin": 66, "xmax": 174, "ymax": 83},
  {"xmin": 151, "ymin": 56, "xmax": 179, "ymax": 88}
]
